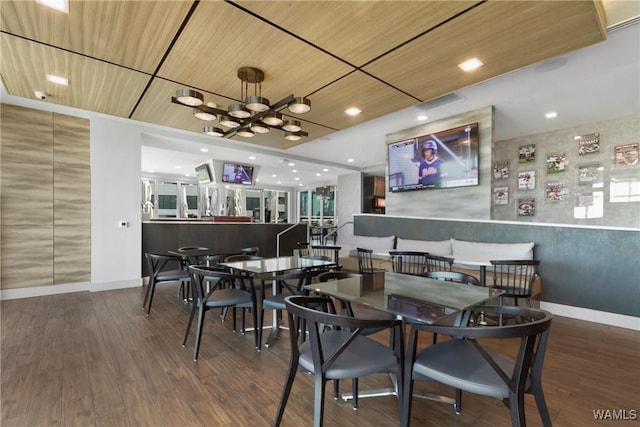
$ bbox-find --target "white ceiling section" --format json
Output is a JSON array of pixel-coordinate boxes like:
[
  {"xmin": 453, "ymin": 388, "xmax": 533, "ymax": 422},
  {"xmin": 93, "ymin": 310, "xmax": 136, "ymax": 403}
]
[{"xmin": 1, "ymin": 1, "xmax": 638, "ymax": 188}]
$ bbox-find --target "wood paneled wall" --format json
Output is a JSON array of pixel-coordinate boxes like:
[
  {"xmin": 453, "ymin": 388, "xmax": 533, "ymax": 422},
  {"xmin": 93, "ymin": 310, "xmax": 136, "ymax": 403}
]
[{"xmin": 1, "ymin": 104, "xmax": 90, "ymax": 289}]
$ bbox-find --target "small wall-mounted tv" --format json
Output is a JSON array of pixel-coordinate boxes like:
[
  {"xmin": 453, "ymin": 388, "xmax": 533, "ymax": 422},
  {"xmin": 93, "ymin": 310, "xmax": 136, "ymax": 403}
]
[
  {"xmin": 194, "ymin": 161, "xmax": 213, "ymax": 184},
  {"xmin": 387, "ymin": 122, "xmax": 479, "ymax": 192},
  {"xmin": 221, "ymin": 162, "xmax": 254, "ymax": 185}
]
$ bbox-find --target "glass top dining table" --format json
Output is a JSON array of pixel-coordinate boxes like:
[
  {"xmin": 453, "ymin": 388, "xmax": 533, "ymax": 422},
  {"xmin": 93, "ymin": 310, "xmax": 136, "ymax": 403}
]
[
  {"xmin": 220, "ymin": 255, "xmax": 336, "ymax": 274},
  {"xmin": 305, "ymin": 271, "xmax": 502, "ymax": 324}
]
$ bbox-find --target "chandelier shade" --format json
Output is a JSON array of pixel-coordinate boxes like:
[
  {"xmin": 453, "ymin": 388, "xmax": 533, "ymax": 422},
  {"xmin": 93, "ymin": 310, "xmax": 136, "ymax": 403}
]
[
  {"xmin": 171, "ymin": 67, "xmax": 310, "ymax": 140},
  {"xmin": 203, "ymin": 126, "xmax": 224, "ymax": 136},
  {"xmin": 176, "ymin": 89, "xmax": 203, "ymax": 106}
]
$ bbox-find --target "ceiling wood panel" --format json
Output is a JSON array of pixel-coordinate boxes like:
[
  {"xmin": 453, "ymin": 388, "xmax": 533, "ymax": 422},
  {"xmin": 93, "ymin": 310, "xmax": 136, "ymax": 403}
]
[
  {"xmin": 363, "ymin": 1, "xmax": 607, "ymax": 102},
  {"xmin": 302, "ymin": 71, "xmax": 418, "ymax": 130},
  {"xmin": 236, "ymin": 0, "xmax": 479, "ymax": 66},
  {"xmin": 158, "ymin": 1, "xmax": 354, "ymax": 102},
  {"xmin": 0, "ymin": 0, "xmax": 191, "ymax": 74},
  {"xmin": 1, "ymin": 34, "xmax": 150, "ymax": 116}
]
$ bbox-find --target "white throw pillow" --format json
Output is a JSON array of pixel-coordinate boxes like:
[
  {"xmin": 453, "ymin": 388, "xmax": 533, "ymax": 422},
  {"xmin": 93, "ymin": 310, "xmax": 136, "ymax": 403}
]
[
  {"xmin": 346, "ymin": 235, "xmax": 395, "ymax": 259},
  {"xmin": 395, "ymin": 238, "xmax": 452, "ymax": 256},
  {"xmin": 451, "ymin": 239, "xmax": 534, "ymax": 260}
]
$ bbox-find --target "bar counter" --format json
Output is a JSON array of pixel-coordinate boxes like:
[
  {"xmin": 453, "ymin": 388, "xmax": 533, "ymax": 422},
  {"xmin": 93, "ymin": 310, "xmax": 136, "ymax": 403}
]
[{"xmin": 142, "ymin": 220, "xmax": 307, "ymax": 276}]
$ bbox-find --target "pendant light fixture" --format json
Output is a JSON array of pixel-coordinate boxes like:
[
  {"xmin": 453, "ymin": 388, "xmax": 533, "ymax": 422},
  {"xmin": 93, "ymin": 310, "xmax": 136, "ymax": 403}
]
[{"xmin": 171, "ymin": 67, "xmax": 311, "ymax": 140}]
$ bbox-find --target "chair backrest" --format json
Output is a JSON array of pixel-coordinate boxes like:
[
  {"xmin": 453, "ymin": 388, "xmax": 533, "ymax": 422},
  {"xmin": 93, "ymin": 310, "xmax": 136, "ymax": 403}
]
[
  {"xmin": 297, "ymin": 242, "xmax": 310, "ymax": 257},
  {"xmin": 424, "ymin": 270, "xmax": 480, "ymax": 286},
  {"xmin": 311, "ymin": 245, "xmax": 341, "ymax": 268},
  {"xmin": 317, "ymin": 271, "xmax": 360, "ymax": 282},
  {"xmin": 490, "ymin": 260, "xmax": 540, "ymax": 297},
  {"xmin": 240, "ymin": 247, "xmax": 259, "ymax": 256},
  {"xmin": 356, "ymin": 247, "xmax": 376, "ymax": 273},
  {"xmin": 178, "ymin": 246, "xmax": 209, "ymax": 251},
  {"xmin": 224, "ymin": 254, "xmax": 263, "ymax": 263},
  {"xmin": 188, "ymin": 265, "xmax": 255, "ymax": 303},
  {"xmin": 145, "ymin": 252, "xmax": 183, "ymax": 278},
  {"xmin": 389, "ymin": 251, "xmax": 429, "ymax": 276},
  {"xmin": 426, "ymin": 254, "xmax": 454, "ymax": 272}
]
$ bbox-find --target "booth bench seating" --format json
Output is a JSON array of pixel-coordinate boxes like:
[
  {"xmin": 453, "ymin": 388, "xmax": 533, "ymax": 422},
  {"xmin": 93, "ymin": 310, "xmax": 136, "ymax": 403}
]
[{"xmin": 338, "ymin": 236, "xmax": 542, "ymax": 307}]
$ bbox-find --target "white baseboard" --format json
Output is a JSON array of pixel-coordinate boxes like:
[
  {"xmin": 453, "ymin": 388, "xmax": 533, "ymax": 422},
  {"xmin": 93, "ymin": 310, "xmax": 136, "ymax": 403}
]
[
  {"xmin": 540, "ymin": 301, "xmax": 640, "ymax": 330},
  {"xmin": 0, "ymin": 279, "xmax": 142, "ymax": 300}
]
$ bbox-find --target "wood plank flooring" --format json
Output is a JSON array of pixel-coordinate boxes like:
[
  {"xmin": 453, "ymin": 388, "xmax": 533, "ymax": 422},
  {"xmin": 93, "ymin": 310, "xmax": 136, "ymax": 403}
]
[{"xmin": 1, "ymin": 284, "xmax": 639, "ymax": 426}]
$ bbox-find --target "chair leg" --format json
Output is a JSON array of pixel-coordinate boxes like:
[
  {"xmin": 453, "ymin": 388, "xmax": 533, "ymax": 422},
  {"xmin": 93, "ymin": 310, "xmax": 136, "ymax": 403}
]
[
  {"xmin": 352, "ymin": 378, "xmax": 358, "ymax": 409},
  {"xmin": 531, "ymin": 383, "xmax": 552, "ymax": 427},
  {"xmin": 313, "ymin": 374, "xmax": 326, "ymax": 427},
  {"xmin": 274, "ymin": 350, "xmax": 299, "ymax": 427},
  {"xmin": 193, "ymin": 305, "xmax": 206, "ymax": 361},
  {"xmin": 454, "ymin": 388, "xmax": 462, "ymax": 415},
  {"xmin": 258, "ymin": 307, "xmax": 265, "ymax": 349},
  {"xmin": 182, "ymin": 300, "xmax": 197, "ymax": 346},
  {"xmin": 508, "ymin": 391, "xmax": 526, "ymax": 427},
  {"xmin": 232, "ymin": 307, "xmax": 237, "ymax": 332},
  {"xmin": 144, "ymin": 279, "xmax": 157, "ymax": 315}
]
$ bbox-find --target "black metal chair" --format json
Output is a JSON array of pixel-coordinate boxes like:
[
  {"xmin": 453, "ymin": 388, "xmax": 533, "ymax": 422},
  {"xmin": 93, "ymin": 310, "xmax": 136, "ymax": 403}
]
[
  {"xmin": 274, "ymin": 295, "xmax": 404, "ymax": 427},
  {"xmin": 311, "ymin": 245, "xmax": 342, "ymax": 270},
  {"xmin": 389, "ymin": 251, "xmax": 429, "ymax": 276},
  {"xmin": 356, "ymin": 247, "xmax": 386, "ymax": 274},
  {"xmin": 401, "ymin": 305, "xmax": 553, "ymax": 427},
  {"xmin": 490, "ymin": 260, "xmax": 540, "ymax": 306},
  {"xmin": 183, "ymin": 265, "xmax": 259, "ymax": 360},
  {"xmin": 297, "ymin": 241, "xmax": 310, "ymax": 257},
  {"xmin": 425, "ymin": 254, "xmax": 454, "ymax": 272},
  {"xmin": 424, "ymin": 270, "xmax": 480, "ymax": 287},
  {"xmin": 143, "ymin": 252, "xmax": 190, "ymax": 315}
]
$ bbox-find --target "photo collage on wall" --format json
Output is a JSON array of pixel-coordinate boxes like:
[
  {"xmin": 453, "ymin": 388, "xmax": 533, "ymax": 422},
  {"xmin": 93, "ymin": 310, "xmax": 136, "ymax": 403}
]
[{"xmin": 494, "ymin": 129, "xmax": 639, "ymax": 219}]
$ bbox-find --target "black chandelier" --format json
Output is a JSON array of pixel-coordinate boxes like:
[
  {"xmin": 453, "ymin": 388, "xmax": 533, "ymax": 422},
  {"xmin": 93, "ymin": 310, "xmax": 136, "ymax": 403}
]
[{"xmin": 171, "ymin": 67, "xmax": 311, "ymax": 141}]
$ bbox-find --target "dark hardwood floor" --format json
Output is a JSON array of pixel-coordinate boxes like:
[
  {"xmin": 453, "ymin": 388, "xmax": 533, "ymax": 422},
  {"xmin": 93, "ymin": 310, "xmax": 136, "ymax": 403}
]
[{"xmin": 1, "ymin": 284, "xmax": 638, "ymax": 426}]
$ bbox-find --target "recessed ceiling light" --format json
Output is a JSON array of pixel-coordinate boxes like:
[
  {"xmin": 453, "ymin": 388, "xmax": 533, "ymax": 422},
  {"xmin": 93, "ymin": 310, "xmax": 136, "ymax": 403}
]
[
  {"xmin": 315, "ymin": 173, "xmax": 321, "ymax": 177},
  {"xmin": 271, "ymin": 174, "xmax": 277, "ymax": 178},
  {"xmin": 294, "ymin": 177, "xmax": 300, "ymax": 181},
  {"xmin": 347, "ymin": 158, "xmax": 354, "ymax": 163},
  {"xmin": 277, "ymin": 181, "xmax": 282, "ymax": 184},
  {"xmin": 298, "ymin": 183, "xmax": 303, "ymax": 186},
  {"xmin": 46, "ymin": 74, "xmax": 68, "ymax": 85},
  {"xmin": 345, "ymin": 107, "xmax": 362, "ymax": 116},
  {"xmin": 174, "ymin": 165, "xmax": 182, "ymax": 169},
  {"xmin": 149, "ymin": 170, "xmax": 155, "ymax": 174},
  {"xmin": 200, "ymin": 148, "xmax": 208, "ymax": 152},
  {"xmin": 36, "ymin": 0, "xmax": 68, "ymax": 13},
  {"xmin": 292, "ymin": 169, "xmax": 298, "ymax": 173},
  {"xmin": 545, "ymin": 112, "xmax": 558, "ymax": 119},
  {"xmin": 288, "ymin": 162, "xmax": 295, "ymax": 166},
  {"xmin": 249, "ymin": 156, "xmax": 256, "ymax": 160},
  {"xmin": 184, "ymin": 173, "xmax": 190, "ymax": 177},
  {"xmin": 458, "ymin": 57, "xmax": 484, "ymax": 72},
  {"xmin": 322, "ymin": 168, "xmax": 328, "ymax": 172},
  {"xmin": 417, "ymin": 115, "xmax": 428, "ymax": 121}
]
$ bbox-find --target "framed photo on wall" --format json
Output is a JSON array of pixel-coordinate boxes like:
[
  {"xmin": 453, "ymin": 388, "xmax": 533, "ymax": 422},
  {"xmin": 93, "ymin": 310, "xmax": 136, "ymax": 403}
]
[
  {"xmin": 517, "ymin": 198, "xmax": 536, "ymax": 216},
  {"xmin": 546, "ymin": 153, "xmax": 566, "ymax": 174},
  {"xmin": 493, "ymin": 186, "xmax": 509, "ymax": 205},
  {"xmin": 613, "ymin": 143, "xmax": 639, "ymax": 167},
  {"xmin": 493, "ymin": 161, "xmax": 509, "ymax": 179},
  {"xmin": 577, "ymin": 133, "xmax": 600, "ymax": 155},
  {"xmin": 577, "ymin": 164, "xmax": 603, "ymax": 187},
  {"xmin": 518, "ymin": 170, "xmax": 536, "ymax": 190},
  {"xmin": 545, "ymin": 181, "xmax": 569, "ymax": 203},
  {"xmin": 519, "ymin": 144, "xmax": 536, "ymax": 163}
]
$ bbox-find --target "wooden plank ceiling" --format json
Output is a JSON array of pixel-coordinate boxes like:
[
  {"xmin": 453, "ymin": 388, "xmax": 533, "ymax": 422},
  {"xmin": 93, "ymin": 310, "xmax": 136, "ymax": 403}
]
[{"xmin": 0, "ymin": 0, "xmax": 607, "ymax": 150}]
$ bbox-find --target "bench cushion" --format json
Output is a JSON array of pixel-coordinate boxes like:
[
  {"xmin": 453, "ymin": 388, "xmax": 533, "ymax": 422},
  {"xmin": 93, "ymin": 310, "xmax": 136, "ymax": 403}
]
[
  {"xmin": 396, "ymin": 238, "xmax": 452, "ymax": 256},
  {"xmin": 347, "ymin": 235, "xmax": 395, "ymax": 259},
  {"xmin": 451, "ymin": 239, "xmax": 534, "ymax": 260}
]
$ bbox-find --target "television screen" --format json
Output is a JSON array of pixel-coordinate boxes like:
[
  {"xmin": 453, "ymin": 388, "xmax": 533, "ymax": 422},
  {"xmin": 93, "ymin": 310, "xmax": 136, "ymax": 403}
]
[
  {"xmin": 194, "ymin": 162, "xmax": 213, "ymax": 184},
  {"xmin": 387, "ymin": 122, "xmax": 479, "ymax": 192},
  {"xmin": 221, "ymin": 163, "xmax": 254, "ymax": 185}
]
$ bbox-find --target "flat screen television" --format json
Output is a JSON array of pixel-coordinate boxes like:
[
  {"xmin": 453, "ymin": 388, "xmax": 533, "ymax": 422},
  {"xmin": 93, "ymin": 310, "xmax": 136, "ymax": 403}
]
[
  {"xmin": 221, "ymin": 162, "xmax": 254, "ymax": 185},
  {"xmin": 194, "ymin": 162, "xmax": 213, "ymax": 184},
  {"xmin": 387, "ymin": 122, "xmax": 479, "ymax": 192}
]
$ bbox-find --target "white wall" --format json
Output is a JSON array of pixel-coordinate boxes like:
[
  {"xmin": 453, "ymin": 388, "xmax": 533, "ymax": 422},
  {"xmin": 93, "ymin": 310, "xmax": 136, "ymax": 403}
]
[{"xmin": 91, "ymin": 117, "xmax": 142, "ymax": 288}]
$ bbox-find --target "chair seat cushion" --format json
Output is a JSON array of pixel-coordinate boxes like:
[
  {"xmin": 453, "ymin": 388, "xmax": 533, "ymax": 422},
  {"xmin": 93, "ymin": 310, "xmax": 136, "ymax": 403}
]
[
  {"xmin": 204, "ymin": 288, "xmax": 252, "ymax": 307},
  {"xmin": 412, "ymin": 339, "xmax": 517, "ymax": 399},
  {"xmin": 156, "ymin": 270, "xmax": 190, "ymax": 281},
  {"xmin": 299, "ymin": 330, "xmax": 397, "ymax": 380},
  {"xmin": 263, "ymin": 293, "xmax": 288, "ymax": 310}
]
